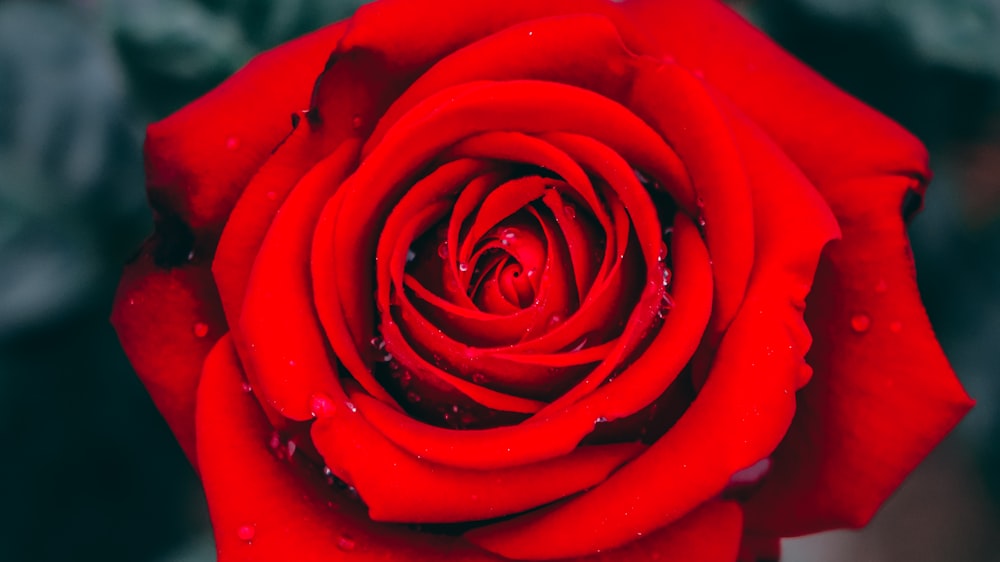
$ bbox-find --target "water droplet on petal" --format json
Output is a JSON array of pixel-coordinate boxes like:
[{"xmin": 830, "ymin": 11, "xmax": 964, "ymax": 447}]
[
  {"xmin": 345, "ymin": 401, "xmax": 357, "ymax": 413},
  {"xmin": 286, "ymin": 440, "xmax": 297, "ymax": 457},
  {"xmin": 406, "ymin": 249, "xmax": 416, "ymax": 263},
  {"xmin": 458, "ymin": 262, "xmax": 469, "ymax": 272},
  {"xmin": 472, "ymin": 373, "xmax": 487, "ymax": 384},
  {"xmin": 595, "ymin": 416, "xmax": 608, "ymax": 424},
  {"xmin": 406, "ymin": 391, "xmax": 422, "ymax": 403},
  {"xmin": 661, "ymin": 267, "xmax": 672, "ymax": 288},
  {"xmin": 850, "ymin": 313, "xmax": 871, "ymax": 333},
  {"xmin": 563, "ymin": 205, "xmax": 577, "ymax": 220},
  {"xmin": 241, "ymin": 381, "xmax": 253, "ymax": 393},
  {"xmin": 309, "ymin": 393, "xmax": 336, "ymax": 417},
  {"xmin": 728, "ymin": 458, "xmax": 772, "ymax": 487},
  {"xmin": 437, "ymin": 241, "xmax": 449, "ymax": 259},
  {"xmin": 337, "ymin": 534, "xmax": 356, "ymax": 551},
  {"xmin": 193, "ymin": 322, "xmax": 209, "ymax": 338},
  {"xmin": 237, "ymin": 524, "xmax": 255, "ymax": 542}
]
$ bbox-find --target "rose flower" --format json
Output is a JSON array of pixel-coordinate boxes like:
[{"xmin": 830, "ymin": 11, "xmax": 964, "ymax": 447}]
[{"xmin": 111, "ymin": 0, "xmax": 973, "ymax": 560}]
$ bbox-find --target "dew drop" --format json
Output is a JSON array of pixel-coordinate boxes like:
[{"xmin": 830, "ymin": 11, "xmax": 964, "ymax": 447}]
[
  {"xmin": 241, "ymin": 381, "xmax": 253, "ymax": 393},
  {"xmin": 633, "ymin": 168, "xmax": 650, "ymax": 184},
  {"xmin": 237, "ymin": 524, "xmax": 255, "ymax": 542},
  {"xmin": 406, "ymin": 391, "xmax": 422, "ymax": 403},
  {"xmin": 658, "ymin": 241, "xmax": 668, "ymax": 262},
  {"xmin": 226, "ymin": 136, "xmax": 240, "ymax": 151},
  {"xmin": 728, "ymin": 458, "xmax": 772, "ymax": 487},
  {"xmin": 472, "ymin": 373, "xmax": 487, "ymax": 384},
  {"xmin": 850, "ymin": 313, "xmax": 871, "ymax": 333},
  {"xmin": 345, "ymin": 401, "xmax": 357, "ymax": 413},
  {"xmin": 657, "ymin": 292, "xmax": 675, "ymax": 319},
  {"xmin": 563, "ymin": 205, "xmax": 577, "ymax": 220},
  {"xmin": 437, "ymin": 241, "xmax": 449, "ymax": 259},
  {"xmin": 193, "ymin": 322, "xmax": 209, "ymax": 338},
  {"xmin": 458, "ymin": 262, "xmax": 469, "ymax": 272},
  {"xmin": 337, "ymin": 534, "xmax": 357, "ymax": 551},
  {"xmin": 595, "ymin": 416, "xmax": 609, "ymax": 424},
  {"xmin": 697, "ymin": 215, "xmax": 707, "ymax": 228},
  {"xmin": 286, "ymin": 440, "xmax": 297, "ymax": 457},
  {"xmin": 406, "ymin": 249, "xmax": 416, "ymax": 263},
  {"xmin": 661, "ymin": 267, "xmax": 672, "ymax": 288},
  {"xmin": 309, "ymin": 393, "xmax": 336, "ymax": 417},
  {"xmin": 370, "ymin": 336, "xmax": 386, "ymax": 351}
]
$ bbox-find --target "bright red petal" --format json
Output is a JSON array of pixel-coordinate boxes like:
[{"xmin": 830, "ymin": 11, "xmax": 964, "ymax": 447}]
[
  {"xmin": 111, "ymin": 245, "xmax": 224, "ymax": 466},
  {"xmin": 144, "ymin": 22, "xmax": 347, "ymax": 236},
  {"xmin": 744, "ymin": 175, "xmax": 973, "ymax": 535},
  {"xmin": 613, "ymin": 0, "xmax": 930, "ymax": 186},
  {"xmin": 196, "ymin": 336, "xmax": 502, "ymax": 562}
]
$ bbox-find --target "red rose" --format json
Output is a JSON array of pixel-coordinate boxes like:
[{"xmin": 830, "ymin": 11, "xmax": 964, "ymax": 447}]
[{"xmin": 112, "ymin": 0, "xmax": 973, "ymax": 560}]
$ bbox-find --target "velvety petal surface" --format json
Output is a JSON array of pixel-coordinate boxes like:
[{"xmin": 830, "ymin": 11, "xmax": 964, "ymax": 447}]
[{"xmin": 744, "ymin": 174, "xmax": 974, "ymax": 535}]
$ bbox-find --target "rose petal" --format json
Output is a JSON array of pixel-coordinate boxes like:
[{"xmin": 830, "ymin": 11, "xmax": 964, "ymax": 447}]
[
  {"xmin": 111, "ymin": 244, "xmax": 223, "ymax": 465},
  {"xmin": 615, "ymin": 0, "xmax": 930, "ymax": 186},
  {"xmin": 312, "ymin": 406, "xmax": 644, "ymax": 523},
  {"xmin": 744, "ymin": 174, "xmax": 973, "ymax": 535},
  {"xmin": 196, "ymin": 336, "xmax": 503, "ymax": 562},
  {"xmin": 145, "ymin": 22, "xmax": 347, "ymax": 236},
  {"xmin": 236, "ymin": 140, "xmax": 392, "ymax": 422}
]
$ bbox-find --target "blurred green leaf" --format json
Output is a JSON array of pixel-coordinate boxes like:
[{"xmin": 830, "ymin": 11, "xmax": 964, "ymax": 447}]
[
  {"xmin": 0, "ymin": 2, "xmax": 144, "ymax": 337},
  {"xmin": 790, "ymin": 0, "xmax": 1000, "ymax": 79}
]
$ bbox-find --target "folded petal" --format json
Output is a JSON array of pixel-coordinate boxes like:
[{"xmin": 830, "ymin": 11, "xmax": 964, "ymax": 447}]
[
  {"xmin": 145, "ymin": 22, "xmax": 347, "ymax": 236},
  {"xmin": 613, "ymin": 0, "xmax": 930, "ymax": 186},
  {"xmin": 111, "ymin": 244, "xmax": 224, "ymax": 465},
  {"xmin": 744, "ymin": 174, "xmax": 973, "ymax": 535},
  {"xmin": 196, "ymin": 336, "xmax": 504, "ymax": 562}
]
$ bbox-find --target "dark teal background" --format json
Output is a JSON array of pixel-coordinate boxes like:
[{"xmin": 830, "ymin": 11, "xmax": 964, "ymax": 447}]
[{"xmin": 0, "ymin": 1, "xmax": 997, "ymax": 560}]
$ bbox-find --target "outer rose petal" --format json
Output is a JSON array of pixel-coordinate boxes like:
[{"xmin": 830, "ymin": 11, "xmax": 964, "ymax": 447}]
[
  {"xmin": 744, "ymin": 175, "xmax": 974, "ymax": 535},
  {"xmin": 197, "ymin": 336, "xmax": 498, "ymax": 562},
  {"xmin": 614, "ymin": 0, "xmax": 930, "ymax": 185},
  {"xmin": 144, "ymin": 22, "xmax": 348, "ymax": 236},
  {"xmin": 111, "ymin": 245, "xmax": 224, "ymax": 465},
  {"xmin": 199, "ymin": 335, "xmax": 745, "ymax": 562}
]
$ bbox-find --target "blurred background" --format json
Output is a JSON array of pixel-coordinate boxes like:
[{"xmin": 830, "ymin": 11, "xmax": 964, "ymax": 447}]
[{"xmin": 0, "ymin": 0, "xmax": 997, "ymax": 560}]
